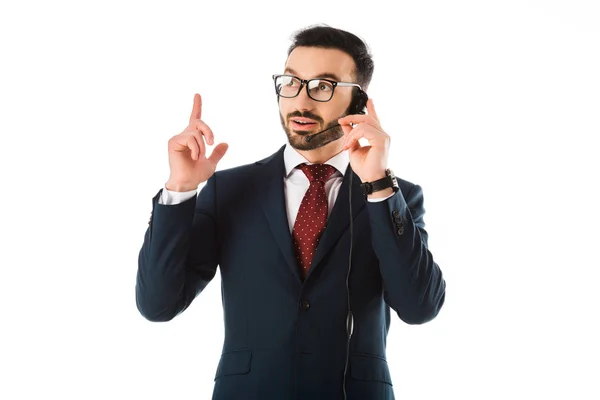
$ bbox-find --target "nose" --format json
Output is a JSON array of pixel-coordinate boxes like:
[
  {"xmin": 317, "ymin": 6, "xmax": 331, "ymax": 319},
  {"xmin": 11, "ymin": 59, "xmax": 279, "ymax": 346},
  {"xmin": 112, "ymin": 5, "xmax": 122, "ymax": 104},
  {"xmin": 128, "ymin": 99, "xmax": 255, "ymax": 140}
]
[{"xmin": 293, "ymin": 84, "xmax": 318, "ymax": 110}]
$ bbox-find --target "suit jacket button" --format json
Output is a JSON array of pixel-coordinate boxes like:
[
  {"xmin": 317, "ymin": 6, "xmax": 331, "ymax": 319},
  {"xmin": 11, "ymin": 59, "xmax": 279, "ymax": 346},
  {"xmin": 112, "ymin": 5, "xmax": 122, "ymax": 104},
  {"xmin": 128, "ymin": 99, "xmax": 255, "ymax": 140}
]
[{"xmin": 300, "ymin": 300, "xmax": 310, "ymax": 311}]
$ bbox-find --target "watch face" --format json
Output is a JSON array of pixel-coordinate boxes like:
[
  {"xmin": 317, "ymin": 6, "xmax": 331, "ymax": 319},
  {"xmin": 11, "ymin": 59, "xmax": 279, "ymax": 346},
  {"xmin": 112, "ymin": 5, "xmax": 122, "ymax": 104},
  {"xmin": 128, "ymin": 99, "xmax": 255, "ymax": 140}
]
[{"xmin": 386, "ymin": 169, "xmax": 399, "ymax": 191}]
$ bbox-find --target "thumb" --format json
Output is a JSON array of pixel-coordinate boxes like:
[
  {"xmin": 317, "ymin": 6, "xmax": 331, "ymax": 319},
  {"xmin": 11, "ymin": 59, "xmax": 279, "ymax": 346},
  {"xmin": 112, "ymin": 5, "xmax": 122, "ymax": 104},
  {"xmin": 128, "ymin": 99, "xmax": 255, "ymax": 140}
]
[{"xmin": 208, "ymin": 142, "xmax": 229, "ymax": 165}]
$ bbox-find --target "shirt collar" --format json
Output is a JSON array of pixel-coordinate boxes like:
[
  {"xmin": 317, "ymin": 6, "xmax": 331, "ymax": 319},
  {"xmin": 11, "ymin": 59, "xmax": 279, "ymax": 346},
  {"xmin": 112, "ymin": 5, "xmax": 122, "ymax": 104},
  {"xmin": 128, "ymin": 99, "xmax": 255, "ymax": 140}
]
[{"xmin": 283, "ymin": 143, "xmax": 349, "ymax": 178}]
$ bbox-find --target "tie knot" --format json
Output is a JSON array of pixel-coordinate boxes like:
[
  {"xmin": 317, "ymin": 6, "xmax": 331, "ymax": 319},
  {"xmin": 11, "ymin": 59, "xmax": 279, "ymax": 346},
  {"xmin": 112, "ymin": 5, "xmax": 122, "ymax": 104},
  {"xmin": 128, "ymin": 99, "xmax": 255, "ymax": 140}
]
[{"xmin": 297, "ymin": 163, "xmax": 336, "ymax": 183}]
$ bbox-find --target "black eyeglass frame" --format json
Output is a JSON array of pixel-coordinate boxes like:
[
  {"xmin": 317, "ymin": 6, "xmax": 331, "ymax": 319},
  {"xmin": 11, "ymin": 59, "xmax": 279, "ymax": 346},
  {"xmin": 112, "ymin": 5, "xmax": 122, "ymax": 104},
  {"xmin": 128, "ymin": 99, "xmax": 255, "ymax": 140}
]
[{"xmin": 272, "ymin": 74, "xmax": 363, "ymax": 102}]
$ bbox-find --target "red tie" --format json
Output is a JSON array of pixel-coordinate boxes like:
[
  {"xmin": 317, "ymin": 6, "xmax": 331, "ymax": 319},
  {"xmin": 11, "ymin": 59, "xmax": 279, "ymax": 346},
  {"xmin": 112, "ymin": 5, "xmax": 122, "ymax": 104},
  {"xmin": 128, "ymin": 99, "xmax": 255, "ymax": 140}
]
[{"xmin": 292, "ymin": 163, "xmax": 337, "ymax": 279}]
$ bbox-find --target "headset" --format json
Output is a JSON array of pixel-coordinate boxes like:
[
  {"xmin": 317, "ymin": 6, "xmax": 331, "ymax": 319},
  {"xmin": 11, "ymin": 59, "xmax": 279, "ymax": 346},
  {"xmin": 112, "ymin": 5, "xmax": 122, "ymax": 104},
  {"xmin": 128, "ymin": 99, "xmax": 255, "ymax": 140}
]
[
  {"xmin": 278, "ymin": 87, "xmax": 369, "ymax": 399},
  {"xmin": 297, "ymin": 88, "xmax": 368, "ymax": 142}
]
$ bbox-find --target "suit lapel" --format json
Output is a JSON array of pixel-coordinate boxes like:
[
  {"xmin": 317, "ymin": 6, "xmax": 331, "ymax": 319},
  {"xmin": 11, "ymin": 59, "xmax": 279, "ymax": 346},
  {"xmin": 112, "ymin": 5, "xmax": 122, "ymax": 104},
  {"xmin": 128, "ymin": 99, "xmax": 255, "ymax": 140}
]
[
  {"xmin": 254, "ymin": 145, "xmax": 303, "ymax": 284},
  {"xmin": 305, "ymin": 164, "xmax": 365, "ymax": 282},
  {"xmin": 254, "ymin": 146, "xmax": 366, "ymax": 284}
]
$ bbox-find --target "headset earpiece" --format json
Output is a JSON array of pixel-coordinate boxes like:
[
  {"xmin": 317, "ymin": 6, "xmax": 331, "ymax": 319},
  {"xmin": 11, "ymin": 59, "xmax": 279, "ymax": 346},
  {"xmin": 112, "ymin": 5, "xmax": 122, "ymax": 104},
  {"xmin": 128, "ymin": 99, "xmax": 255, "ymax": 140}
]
[
  {"xmin": 356, "ymin": 90, "xmax": 368, "ymax": 115},
  {"xmin": 349, "ymin": 89, "xmax": 369, "ymax": 115}
]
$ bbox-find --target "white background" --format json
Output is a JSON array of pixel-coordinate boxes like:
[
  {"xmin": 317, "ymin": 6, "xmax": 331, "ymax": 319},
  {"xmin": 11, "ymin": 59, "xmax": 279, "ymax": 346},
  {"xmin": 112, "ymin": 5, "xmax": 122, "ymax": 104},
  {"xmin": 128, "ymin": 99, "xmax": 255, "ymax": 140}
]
[{"xmin": 1, "ymin": 0, "xmax": 599, "ymax": 399}]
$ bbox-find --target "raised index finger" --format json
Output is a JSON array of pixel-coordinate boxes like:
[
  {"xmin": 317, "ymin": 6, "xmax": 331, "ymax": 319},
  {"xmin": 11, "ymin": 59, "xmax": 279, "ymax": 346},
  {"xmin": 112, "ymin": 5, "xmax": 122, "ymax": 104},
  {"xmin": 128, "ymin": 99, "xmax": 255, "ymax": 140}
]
[{"xmin": 189, "ymin": 93, "xmax": 202, "ymax": 123}]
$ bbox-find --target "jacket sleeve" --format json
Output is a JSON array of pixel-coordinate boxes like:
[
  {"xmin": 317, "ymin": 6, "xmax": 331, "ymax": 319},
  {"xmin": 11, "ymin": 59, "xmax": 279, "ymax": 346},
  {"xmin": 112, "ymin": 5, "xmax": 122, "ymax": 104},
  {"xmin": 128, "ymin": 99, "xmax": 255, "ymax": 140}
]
[
  {"xmin": 136, "ymin": 174, "xmax": 219, "ymax": 322},
  {"xmin": 366, "ymin": 183, "xmax": 446, "ymax": 325}
]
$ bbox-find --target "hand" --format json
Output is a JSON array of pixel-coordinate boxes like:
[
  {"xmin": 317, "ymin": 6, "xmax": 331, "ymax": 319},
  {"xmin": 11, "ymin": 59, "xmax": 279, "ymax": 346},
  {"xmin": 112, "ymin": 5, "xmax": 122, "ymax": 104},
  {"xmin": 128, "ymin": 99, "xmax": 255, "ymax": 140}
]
[
  {"xmin": 338, "ymin": 98, "xmax": 390, "ymax": 183},
  {"xmin": 166, "ymin": 93, "xmax": 228, "ymax": 191}
]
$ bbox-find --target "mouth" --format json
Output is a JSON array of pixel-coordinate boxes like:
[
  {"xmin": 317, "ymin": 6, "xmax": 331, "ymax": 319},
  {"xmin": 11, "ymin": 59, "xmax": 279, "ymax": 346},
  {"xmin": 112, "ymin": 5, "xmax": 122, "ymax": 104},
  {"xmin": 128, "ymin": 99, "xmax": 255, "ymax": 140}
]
[{"xmin": 291, "ymin": 118, "xmax": 318, "ymax": 131}]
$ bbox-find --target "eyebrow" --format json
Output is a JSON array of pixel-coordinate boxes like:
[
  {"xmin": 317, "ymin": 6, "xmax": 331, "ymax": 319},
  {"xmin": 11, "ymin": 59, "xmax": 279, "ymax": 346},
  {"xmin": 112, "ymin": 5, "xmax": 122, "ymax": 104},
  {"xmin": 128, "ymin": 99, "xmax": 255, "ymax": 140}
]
[{"xmin": 284, "ymin": 67, "xmax": 342, "ymax": 82}]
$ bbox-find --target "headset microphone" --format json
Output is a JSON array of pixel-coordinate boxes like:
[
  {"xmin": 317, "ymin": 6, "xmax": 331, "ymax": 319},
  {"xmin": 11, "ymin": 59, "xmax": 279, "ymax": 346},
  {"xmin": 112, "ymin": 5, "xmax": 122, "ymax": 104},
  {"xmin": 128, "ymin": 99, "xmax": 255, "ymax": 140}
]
[{"xmin": 304, "ymin": 123, "xmax": 342, "ymax": 142}]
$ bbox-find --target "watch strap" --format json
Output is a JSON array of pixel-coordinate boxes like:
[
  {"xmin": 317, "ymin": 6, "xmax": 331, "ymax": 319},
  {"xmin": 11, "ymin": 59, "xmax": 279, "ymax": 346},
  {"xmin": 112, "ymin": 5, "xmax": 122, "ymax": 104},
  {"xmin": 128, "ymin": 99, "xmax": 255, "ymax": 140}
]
[{"xmin": 360, "ymin": 169, "xmax": 399, "ymax": 196}]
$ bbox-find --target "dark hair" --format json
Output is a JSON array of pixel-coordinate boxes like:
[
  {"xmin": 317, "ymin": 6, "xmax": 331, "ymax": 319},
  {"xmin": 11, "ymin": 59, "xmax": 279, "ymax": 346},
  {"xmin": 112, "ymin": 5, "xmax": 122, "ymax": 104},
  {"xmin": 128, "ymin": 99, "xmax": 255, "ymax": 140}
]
[{"xmin": 287, "ymin": 24, "xmax": 374, "ymax": 91}]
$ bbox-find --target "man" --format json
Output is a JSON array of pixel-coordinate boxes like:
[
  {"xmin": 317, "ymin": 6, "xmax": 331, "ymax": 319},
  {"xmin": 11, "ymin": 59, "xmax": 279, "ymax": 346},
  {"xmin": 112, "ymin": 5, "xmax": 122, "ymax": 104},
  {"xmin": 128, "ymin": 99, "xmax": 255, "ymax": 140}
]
[{"xmin": 136, "ymin": 24, "xmax": 446, "ymax": 400}]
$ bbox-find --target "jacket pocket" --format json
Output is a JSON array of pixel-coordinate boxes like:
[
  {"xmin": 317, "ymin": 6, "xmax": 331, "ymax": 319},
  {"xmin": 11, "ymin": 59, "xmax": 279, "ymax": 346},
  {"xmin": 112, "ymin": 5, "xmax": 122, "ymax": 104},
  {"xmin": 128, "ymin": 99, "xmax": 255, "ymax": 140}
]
[
  {"xmin": 214, "ymin": 349, "xmax": 252, "ymax": 380},
  {"xmin": 349, "ymin": 353, "xmax": 392, "ymax": 385}
]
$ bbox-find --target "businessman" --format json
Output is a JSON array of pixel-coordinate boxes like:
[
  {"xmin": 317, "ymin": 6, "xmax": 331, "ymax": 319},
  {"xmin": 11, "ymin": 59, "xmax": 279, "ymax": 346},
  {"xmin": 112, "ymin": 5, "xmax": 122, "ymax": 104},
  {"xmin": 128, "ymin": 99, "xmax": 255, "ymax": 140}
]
[{"xmin": 136, "ymin": 24, "xmax": 446, "ymax": 400}]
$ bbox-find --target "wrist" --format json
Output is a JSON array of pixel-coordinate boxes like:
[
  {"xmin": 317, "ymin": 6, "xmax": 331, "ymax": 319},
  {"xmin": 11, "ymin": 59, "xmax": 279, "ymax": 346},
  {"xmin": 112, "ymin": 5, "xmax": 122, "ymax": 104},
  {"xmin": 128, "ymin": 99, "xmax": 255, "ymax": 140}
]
[
  {"xmin": 165, "ymin": 180, "xmax": 198, "ymax": 192},
  {"xmin": 361, "ymin": 171, "xmax": 387, "ymax": 183}
]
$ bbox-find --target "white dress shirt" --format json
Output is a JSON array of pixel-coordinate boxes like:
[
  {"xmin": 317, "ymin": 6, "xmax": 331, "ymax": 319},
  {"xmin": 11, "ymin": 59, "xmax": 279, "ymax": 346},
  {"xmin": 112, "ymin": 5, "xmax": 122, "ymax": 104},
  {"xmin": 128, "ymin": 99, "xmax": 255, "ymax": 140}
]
[{"xmin": 159, "ymin": 144, "xmax": 394, "ymax": 233}]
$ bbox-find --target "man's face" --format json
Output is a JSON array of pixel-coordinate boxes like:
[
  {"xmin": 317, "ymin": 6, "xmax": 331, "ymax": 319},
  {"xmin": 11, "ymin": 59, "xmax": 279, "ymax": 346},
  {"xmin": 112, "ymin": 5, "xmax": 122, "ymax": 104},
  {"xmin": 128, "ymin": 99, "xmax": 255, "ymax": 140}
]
[{"xmin": 278, "ymin": 46, "xmax": 356, "ymax": 151}]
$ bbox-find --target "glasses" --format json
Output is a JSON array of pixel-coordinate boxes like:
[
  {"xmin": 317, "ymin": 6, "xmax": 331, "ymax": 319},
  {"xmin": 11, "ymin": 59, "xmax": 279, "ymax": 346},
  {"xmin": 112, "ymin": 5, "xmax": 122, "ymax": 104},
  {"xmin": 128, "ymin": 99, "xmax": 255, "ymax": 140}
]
[{"xmin": 272, "ymin": 74, "xmax": 362, "ymax": 102}]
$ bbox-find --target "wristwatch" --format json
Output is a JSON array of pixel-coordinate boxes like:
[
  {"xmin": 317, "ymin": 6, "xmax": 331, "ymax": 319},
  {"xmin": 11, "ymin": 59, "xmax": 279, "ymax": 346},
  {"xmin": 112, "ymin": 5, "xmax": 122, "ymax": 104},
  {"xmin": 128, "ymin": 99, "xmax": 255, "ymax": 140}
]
[{"xmin": 360, "ymin": 168, "xmax": 399, "ymax": 197}]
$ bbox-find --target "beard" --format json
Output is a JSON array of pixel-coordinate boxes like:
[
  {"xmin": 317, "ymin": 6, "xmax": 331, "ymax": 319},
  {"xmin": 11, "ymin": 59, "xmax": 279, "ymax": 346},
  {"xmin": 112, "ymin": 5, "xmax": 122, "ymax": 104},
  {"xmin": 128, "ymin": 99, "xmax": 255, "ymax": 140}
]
[{"xmin": 279, "ymin": 103, "xmax": 352, "ymax": 151}]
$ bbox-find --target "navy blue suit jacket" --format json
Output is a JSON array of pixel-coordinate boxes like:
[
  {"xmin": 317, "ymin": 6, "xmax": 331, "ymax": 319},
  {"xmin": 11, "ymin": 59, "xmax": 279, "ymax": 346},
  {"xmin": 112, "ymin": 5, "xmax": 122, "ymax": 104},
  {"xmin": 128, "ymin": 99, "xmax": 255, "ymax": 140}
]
[{"xmin": 136, "ymin": 144, "xmax": 446, "ymax": 399}]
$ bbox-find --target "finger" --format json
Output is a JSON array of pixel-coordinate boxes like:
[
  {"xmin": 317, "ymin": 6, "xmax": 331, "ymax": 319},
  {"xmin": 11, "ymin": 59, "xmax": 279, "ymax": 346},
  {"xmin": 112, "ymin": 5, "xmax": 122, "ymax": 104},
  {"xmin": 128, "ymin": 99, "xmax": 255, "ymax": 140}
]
[
  {"xmin": 342, "ymin": 123, "xmax": 359, "ymax": 148},
  {"xmin": 344, "ymin": 126, "xmax": 382, "ymax": 150},
  {"xmin": 345, "ymin": 135, "xmax": 363, "ymax": 152},
  {"xmin": 189, "ymin": 93, "xmax": 202, "ymax": 124},
  {"xmin": 343, "ymin": 127, "xmax": 363, "ymax": 150},
  {"xmin": 208, "ymin": 142, "xmax": 229, "ymax": 165},
  {"xmin": 347, "ymin": 139, "xmax": 362, "ymax": 154},
  {"xmin": 340, "ymin": 123, "xmax": 353, "ymax": 137},
  {"xmin": 182, "ymin": 135, "xmax": 200, "ymax": 160},
  {"xmin": 339, "ymin": 113, "xmax": 380, "ymax": 129},
  {"xmin": 338, "ymin": 114, "xmax": 368, "ymax": 126},
  {"xmin": 192, "ymin": 130, "xmax": 206, "ymax": 160},
  {"xmin": 187, "ymin": 129, "xmax": 207, "ymax": 159},
  {"xmin": 344, "ymin": 125, "xmax": 374, "ymax": 147},
  {"xmin": 194, "ymin": 119, "xmax": 214, "ymax": 146}
]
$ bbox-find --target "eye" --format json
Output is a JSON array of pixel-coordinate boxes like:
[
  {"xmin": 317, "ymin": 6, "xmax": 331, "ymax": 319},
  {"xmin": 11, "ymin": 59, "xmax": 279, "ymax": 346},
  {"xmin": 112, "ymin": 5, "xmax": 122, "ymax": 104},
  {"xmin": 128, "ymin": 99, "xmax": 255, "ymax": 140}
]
[
  {"xmin": 279, "ymin": 76, "xmax": 299, "ymax": 87},
  {"xmin": 318, "ymin": 82, "xmax": 333, "ymax": 91}
]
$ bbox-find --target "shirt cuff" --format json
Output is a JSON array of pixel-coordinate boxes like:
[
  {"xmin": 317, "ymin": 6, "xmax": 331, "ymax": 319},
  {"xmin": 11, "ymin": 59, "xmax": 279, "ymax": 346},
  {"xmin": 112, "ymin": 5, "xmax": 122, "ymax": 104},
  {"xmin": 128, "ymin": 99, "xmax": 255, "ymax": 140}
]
[
  {"xmin": 366, "ymin": 191, "xmax": 396, "ymax": 203},
  {"xmin": 158, "ymin": 186, "xmax": 198, "ymax": 205}
]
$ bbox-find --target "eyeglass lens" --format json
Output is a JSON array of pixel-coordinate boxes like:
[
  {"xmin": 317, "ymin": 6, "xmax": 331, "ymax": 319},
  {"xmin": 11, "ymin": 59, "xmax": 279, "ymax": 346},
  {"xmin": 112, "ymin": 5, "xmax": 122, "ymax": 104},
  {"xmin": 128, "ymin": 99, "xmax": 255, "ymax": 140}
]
[{"xmin": 275, "ymin": 75, "xmax": 334, "ymax": 101}]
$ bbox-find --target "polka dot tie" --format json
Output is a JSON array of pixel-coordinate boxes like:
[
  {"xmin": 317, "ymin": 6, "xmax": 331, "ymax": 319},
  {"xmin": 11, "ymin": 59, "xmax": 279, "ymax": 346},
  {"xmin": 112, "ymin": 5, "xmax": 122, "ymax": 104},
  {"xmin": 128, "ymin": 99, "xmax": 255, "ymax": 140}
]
[{"xmin": 292, "ymin": 163, "xmax": 337, "ymax": 280}]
